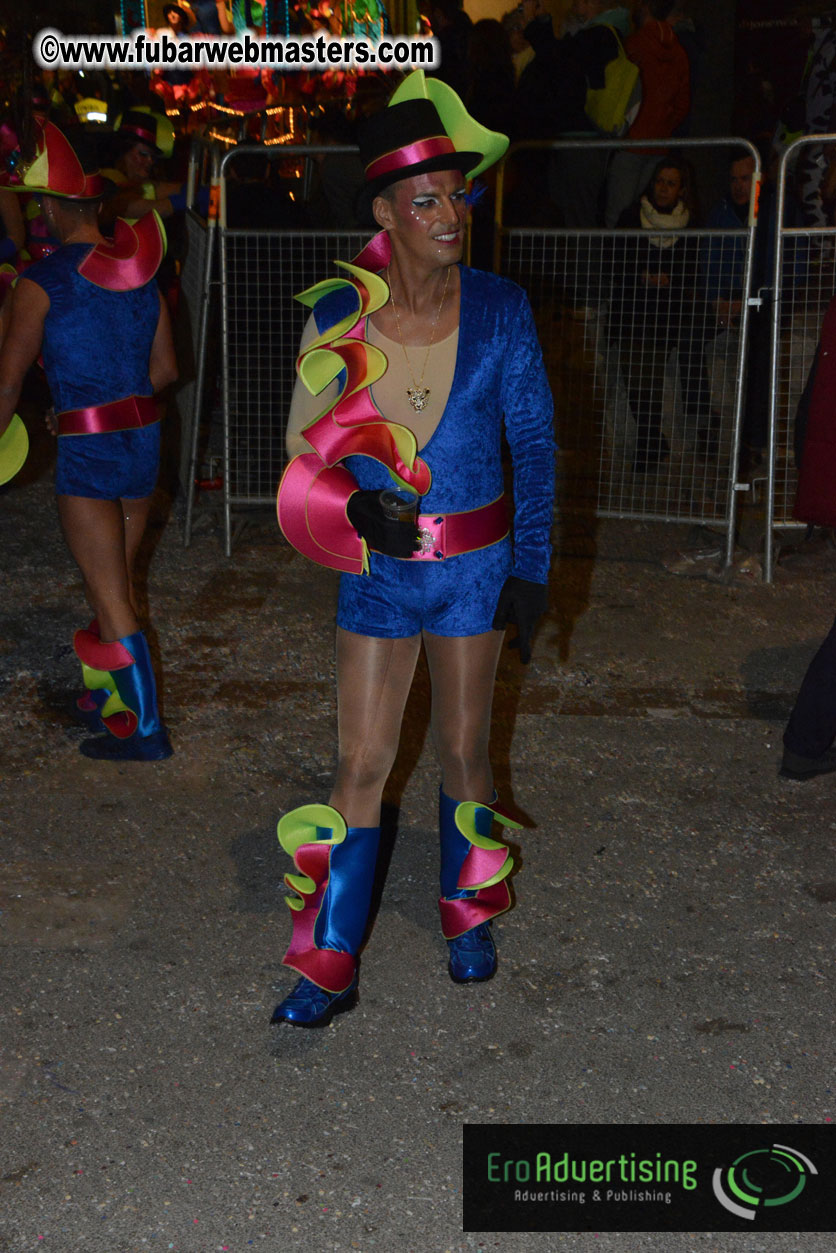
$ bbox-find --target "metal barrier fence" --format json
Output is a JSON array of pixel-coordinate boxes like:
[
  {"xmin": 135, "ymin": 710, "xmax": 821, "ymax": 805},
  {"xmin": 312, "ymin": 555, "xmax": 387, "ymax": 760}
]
[
  {"xmin": 180, "ymin": 140, "xmax": 218, "ymax": 546},
  {"xmin": 217, "ymin": 144, "xmax": 370, "ymax": 555},
  {"xmin": 767, "ymin": 133, "xmax": 836, "ymax": 581},
  {"xmin": 494, "ymin": 138, "xmax": 761, "ymax": 570},
  {"xmin": 181, "ymin": 136, "xmax": 766, "ymax": 564},
  {"xmin": 177, "ymin": 204, "xmax": 215, "ymax": 493}
]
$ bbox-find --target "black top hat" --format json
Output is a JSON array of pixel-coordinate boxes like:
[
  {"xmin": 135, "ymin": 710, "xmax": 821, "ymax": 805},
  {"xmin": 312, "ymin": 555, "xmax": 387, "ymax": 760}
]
[
  {"xmin": 117, "ymin": 109, "xmax": 163, "ymax": 154},
  {"xmin": 359, "ymin": 98, "xmax": 480, "ymax": 197}
]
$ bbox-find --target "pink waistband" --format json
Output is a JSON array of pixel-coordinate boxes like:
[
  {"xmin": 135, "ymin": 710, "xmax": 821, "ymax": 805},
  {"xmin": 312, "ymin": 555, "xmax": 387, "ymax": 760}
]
[
  {"xmin": 403, "ymin": 495, "xmax": 509, "ymax": 562},
  {"xmin": 58, "ymin": 395, "xmax": 159, "ymax": 436}
]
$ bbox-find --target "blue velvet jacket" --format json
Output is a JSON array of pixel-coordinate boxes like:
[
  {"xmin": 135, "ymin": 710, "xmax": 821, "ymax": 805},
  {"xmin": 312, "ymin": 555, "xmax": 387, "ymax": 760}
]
[{"xmin": 340, "ymin": 266, "xmax": 556, "ymax": 585}]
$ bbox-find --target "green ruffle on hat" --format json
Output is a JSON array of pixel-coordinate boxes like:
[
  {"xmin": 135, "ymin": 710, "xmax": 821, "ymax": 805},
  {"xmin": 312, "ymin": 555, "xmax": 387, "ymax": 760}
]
[
  {"xmin": 0, "ymin": 414, "xmax": 29, "ymax": 485},
  {"xmin": 388, "ymin": 70, "xmax": 508, "ymax": 181}
]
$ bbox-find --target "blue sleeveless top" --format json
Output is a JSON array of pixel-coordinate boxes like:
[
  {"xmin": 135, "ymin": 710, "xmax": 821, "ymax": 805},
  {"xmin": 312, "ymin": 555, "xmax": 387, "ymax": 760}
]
[{"xmin": 24, "ymin": 243, "xmax": 159, "ymax": 413}]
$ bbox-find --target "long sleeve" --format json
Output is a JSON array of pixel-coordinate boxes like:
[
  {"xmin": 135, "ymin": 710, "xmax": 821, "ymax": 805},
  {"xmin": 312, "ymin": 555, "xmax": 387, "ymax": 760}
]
[{"xmin": 500, "ymin": 290, "xmax": 556, "ymax": 584}]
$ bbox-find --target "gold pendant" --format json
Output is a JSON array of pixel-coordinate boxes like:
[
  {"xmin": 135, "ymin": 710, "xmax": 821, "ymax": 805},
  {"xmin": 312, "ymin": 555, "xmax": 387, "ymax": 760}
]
[{"xmin": 407, "ymin": 386, "xmax": 430, "ymax": 413}]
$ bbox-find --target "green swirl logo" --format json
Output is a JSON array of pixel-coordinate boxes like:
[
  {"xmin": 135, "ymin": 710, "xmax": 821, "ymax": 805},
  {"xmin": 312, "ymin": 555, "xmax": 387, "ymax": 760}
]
[{"xmin": 713, "ymin": 1144, "xmax": 817, "ymax": 1220}]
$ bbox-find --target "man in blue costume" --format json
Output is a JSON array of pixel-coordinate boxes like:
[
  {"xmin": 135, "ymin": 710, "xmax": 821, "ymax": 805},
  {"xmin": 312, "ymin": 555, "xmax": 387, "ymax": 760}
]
[
  {"xmin": 271, "ymin": 70, "xmax": 555, "ymax": 1027},
  {"xmin": 0, "ymin": 122, "xmax": 178, "ymax": 761}
]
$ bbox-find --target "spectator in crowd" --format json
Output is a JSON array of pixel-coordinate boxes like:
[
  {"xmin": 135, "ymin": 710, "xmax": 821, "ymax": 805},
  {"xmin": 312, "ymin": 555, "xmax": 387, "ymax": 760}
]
[
  {"xmin": 604, "ymin": 0, "xmax": 690, "ymax": 228},
  {"xmin": 511, "ymin": 0, "xmax": 619, "ymax": 226},
  {"xmin": 702, "ymin": 151, "xmax": 756, "ymax": 325},
  {"xmin": 505, "ymin": 0, "xmax": 569, "ymax": 222},
  {"xmin": 99, "ymin": 110, "xmax": 187, "ymax": 227},
  {"xmin": 701, "ymin": 147, "xmax": 807, "ymax": 472},
  {"xmin": 157, "ymin": 3, "xmax": 192, "ymax": 36},
  {"xmin": 667, "ymin": 2, "xmax": 702, "ymax": 136},
  {"xmin": 562, "ymin": 0, "xmax": 631, "ymax": 38},
  {"xmin": 501, "ymin": 6, "xmax": 534, "ymax": 83},
  {"xmin": 550, "ymin": 0, "xmax": 623, "ymax": 225},
  {"xmin": 701, "ymin": 150, "xmax": 760, "ymax": 464},
  {"xmin": 511, "ymin": 0, "xmax": 568, "ymax": 143},
  {"xmin": 465, "ymin": 19, "xmax": 516, "ymax": 136},
  {"xmin": 788, "ymin": 17, "xmax": 836, "ymax": 230},
  {"xmin": 305, "ymin": 105, "xmax": 367, "ymax": 229},
  {"xmin": 464, "ymin": 19, "xmax": 516, "ymax": 264},
  {"xmin": 149, "ymin": 5, "xmax": 218, "ymax": 111},
  {"xmin": 225, "ymin": 151, "xmax": 304, "ymax": 228},
  {"xmin": 428, "ymin": 0, "xmax": 473, "ymax": 98},
  {"xmin": 612, "ymin": 155, "xmax": 712, "ymax": 473},
  {"xmin": 189, "ymin": 0, "xmax": 235, "ymax": 33}
]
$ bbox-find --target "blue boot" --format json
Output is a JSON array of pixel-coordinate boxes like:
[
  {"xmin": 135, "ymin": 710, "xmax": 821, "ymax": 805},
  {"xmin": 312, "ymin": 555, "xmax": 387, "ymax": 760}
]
[
  {"xmin": 272, "ymin": 806, "xmax": 380, "ymax": 1027},
  {"xmin": 271, "ymin": 975, "xmax": 359, "ymax": 1028},
  {"xmin": 73, "ymin": 627, "xmax": 172, "ymax": 761},
  {"xmin": 447, "ymin": 922, "xmax": 497, "ymax": 983},
  {"xmin": 438, "ymin": 789, "xmax": 517, "ymax": 984}
]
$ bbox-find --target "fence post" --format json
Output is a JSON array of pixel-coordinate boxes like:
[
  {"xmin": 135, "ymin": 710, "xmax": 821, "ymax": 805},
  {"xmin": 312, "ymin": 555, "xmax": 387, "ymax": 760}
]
[{"xmin": 183, "ymin": 142, "xmax": 221, "ymax": 548}]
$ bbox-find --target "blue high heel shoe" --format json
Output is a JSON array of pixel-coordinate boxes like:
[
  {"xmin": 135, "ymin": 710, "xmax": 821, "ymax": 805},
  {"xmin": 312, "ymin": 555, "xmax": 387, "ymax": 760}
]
[
  {"xmin": 271, "ymin": 975, "xmax": 359, "ymax": 1028},
  {"xmin": 447, "ymin": 922, "xmax": 497, "ymax": 983}
]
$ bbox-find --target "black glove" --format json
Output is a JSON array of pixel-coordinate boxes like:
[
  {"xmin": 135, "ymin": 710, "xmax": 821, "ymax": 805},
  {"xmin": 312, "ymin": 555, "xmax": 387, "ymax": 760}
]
[
  {"xmin": 492, "ymin": 575, "xmax": 548, "ymax": 664},
  {"xmin": 346, "ymin": 490, "xmax": 418, "ymax": 558}
]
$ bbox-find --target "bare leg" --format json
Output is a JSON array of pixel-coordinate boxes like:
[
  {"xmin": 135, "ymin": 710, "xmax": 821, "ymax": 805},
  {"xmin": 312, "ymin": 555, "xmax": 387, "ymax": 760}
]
[
  {"xmin": 423, "ymin": 629, "xmax": 503, "ymax": 802},
  {"xmin": 56, "ymin": 494, "xmax": 147, "ymax": 641},
  {"xmin": 425, "ymin": 631, "xmax": 506, "ymax": 981},
  {"xmin": 329, "ymin": 628, "xmax": 422, "ymax": 827},
  {"xmin": 121, "ymin": 496, "xmax": 152, "ymax": 620}
]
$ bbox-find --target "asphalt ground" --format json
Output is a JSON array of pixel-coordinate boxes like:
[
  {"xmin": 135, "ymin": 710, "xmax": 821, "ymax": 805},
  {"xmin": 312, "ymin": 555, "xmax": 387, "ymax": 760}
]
[{"xmin": 1, "ymin": 417, "xmax": 835, "ymax": 1253}]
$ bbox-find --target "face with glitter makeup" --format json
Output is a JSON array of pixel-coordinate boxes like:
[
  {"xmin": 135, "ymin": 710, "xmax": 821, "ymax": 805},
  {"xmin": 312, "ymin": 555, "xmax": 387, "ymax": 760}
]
[{"xmin": 373, "ymin": 167, "xmax": 469, "ymax": 269}]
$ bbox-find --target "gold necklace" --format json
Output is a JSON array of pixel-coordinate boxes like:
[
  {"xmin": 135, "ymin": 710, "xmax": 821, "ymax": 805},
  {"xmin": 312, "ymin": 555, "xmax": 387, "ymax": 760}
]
[{"xmin": 386, "ymin": 266, "xmax": 451, "ymax": 413}]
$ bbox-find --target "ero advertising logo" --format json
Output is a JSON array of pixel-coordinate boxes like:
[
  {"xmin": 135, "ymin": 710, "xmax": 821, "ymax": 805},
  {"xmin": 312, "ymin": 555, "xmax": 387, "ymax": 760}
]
[
  {"xmin": 712, "ymin": 1142, "xmax": 817, "ymax": 1220},
  {"xmin": 462, "ymin": 1124, "xmax": 835, "ymax": 1233}
]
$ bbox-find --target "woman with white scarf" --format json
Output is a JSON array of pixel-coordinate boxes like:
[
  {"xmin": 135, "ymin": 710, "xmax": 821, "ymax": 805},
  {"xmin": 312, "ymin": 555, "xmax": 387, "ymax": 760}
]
[{"xmin": 612, "ymin": 157, "xmax": 712, "ymax": 474}]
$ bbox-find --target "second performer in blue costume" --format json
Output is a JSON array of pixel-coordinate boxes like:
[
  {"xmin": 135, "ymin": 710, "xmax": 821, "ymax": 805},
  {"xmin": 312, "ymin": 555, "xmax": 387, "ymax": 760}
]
[
  {"xmin": 0, "ymin": 122, "xmax": 178, "ymax": 762},
  {"xmin": 272, "ymin": 70, "xmax": 555, "ymax": 1026}
]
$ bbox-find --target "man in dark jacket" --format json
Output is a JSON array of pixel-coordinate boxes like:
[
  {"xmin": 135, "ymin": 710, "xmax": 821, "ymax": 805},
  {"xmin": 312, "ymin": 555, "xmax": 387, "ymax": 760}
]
[
  {"xmin": 512, "ymin": 0, "xmax": 619, "ymax": 225},
  {"xmin": 428, "ymin": 0, "xmax": 473, "ymax": 98}
]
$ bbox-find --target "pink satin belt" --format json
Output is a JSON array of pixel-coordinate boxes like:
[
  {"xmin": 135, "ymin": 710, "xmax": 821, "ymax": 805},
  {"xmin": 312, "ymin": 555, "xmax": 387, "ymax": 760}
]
[
  {"xmin": 391, "ymin": 494, "xmax": 509, "ymax": 562},
  {"xmin": 57, "ymin": 395, "xmax": 159, "ymax": 437}
]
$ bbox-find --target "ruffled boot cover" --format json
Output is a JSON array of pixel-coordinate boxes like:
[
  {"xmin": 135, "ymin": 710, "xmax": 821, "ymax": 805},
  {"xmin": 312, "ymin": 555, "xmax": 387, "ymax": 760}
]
[
  {"xmin": 73, "ymin": 625, "xmax": 172, "ymax": 761},
  {"xmin": 273, "ymin": 804, "xmax": 380, "ymax": 1026},
  {"xmin": 74, "ymin": 620, "xmax": 108, "ymax": 727},
  {"xmin": 438, "ymin": 789, "xmax": 521, "ymax": 982}
]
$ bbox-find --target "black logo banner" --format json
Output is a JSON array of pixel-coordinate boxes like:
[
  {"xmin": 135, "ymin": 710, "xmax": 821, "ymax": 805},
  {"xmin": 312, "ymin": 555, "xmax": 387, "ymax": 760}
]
[{"xmin": 463, "ymin": 1124, "xmax": 836, "ymax": 1232}]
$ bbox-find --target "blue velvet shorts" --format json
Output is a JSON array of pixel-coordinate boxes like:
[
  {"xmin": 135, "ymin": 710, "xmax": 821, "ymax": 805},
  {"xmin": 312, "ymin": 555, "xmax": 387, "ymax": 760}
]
[
  {"xmin": 337, "ymin": 536, "xmax": 512, "ymax": 638},
  {"xmin": 54, "ymin": 425, "xmax": 161, "ymax": 500}
]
